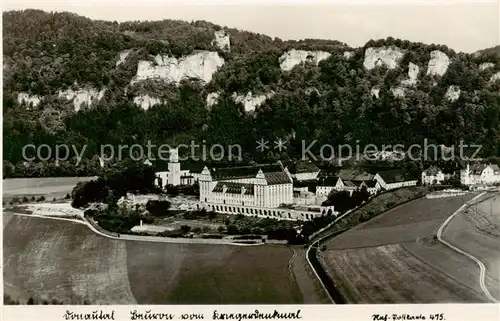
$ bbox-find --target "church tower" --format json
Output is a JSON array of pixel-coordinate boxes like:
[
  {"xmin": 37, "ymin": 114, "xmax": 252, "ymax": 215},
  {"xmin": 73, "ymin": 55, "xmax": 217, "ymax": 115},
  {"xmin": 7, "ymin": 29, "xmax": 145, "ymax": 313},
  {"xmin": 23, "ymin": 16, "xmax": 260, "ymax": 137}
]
[
  {"xmin": 168, "ymin": 148, "xmax": 181, "ymax": 186},
  {"xmin": 199, "ymin": 166, "xmax": 212, "ymax": 203}
]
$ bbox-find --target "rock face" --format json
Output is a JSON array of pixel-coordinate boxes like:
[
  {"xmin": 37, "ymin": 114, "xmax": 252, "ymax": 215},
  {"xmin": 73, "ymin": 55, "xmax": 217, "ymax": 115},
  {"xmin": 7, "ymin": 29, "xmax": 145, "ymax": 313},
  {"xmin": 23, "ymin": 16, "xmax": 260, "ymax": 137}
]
[
  {"xmin": 401, "ymin": 62, "xmax": 420, "ymax": 86},
  {"xmin": 133, "ymin": 95, "xmax": 162, "ymax": 110},
  {"xmin": 363, "ymin": 46, "xmax": 405, "ymax": 70},
  {"xmin": 426, "ymin": 50, "xmax": 450, "ymax": 76},
  {"xmin": 279, "ymin": 49, "xmax": 331, "ymax": 71},
  {"xmin": 212, "ymin": 30, "xmax": 230, "ymax": 51},
  {"xmin": 58, "ymin": 88, "xmax": 106, "ymax": 111},
  {"xmin": 490, "ymin": 71, "xmax": 500, "ymax": 83},
  {"xmin": 370, "ymin": 88, "xmax": 380, "ymax": 99},
  {"xmin": 116, "ymin": 50, "xmax": 131, "ymax": 66},
  {"xmin": 232, "ymin": 92, "xmax": 274, "ymax": 112},
  {"xmin": 131, "ymin": 51, "xmax": 225, "ymax": 85},
  {"xmin": 343, "ymin": 51, "xmax": 354, "ymax": 59},
  {"xmin": 479, "ymin": 62, "xmax": 494, "ymax": 71},
  {"xmin": 206, "ymin": 92, "xmax": 220, "ymax": 108},
  {"xmin": 445, "ymin": 85, "xmax": 461, "ymax": 102},
  {"xmin": 17, "ymin": 92, "xmax": 42, "ymax": 107}
]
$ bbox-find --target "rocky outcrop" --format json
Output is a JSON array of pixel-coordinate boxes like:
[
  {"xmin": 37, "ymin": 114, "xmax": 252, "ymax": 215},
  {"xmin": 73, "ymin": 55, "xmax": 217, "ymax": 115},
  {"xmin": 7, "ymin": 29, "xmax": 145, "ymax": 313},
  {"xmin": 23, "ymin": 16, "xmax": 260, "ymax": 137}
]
[
  {"xmin": 479, "ymin": 62, "xmax": 494, "ymax": 71},
  {"xmin": 58, "ymin": 87, "xmax": 106, "ymax": 111},
  {"xmin": 232, "ymin": 91, "xmax": 274, "ymax": 112},
  {"xmin": 363, "ymin": 46, "xmax": 405, "ymax": 70},
  {"xmin": 426, "ymin": 50, "xmax": 450, "ymax": 76},
  {"xmin": 17, "ymin": 92, "xmax": 42, "ymax": 108},
  {"xmin": 212, "ymin": 30, "xmax": 230, "ymax": 51},
  {"xmin": 370, "ymin": 88, "xmax": 380, "ymax": 99},
  {"xmin": 131, "ymin": 51, "xmax": 225, "ymax": 85},
  {"xmin": 279, "ymin": 49, "xmax": 331, "ymax": 71},
  {"xmin": 445, "ymin": 85, "xmax": 461, "ymax": 102},
  {"xmin": 490, "ymin": 71, "xmax": 500, "ymax": 83},
  {"xmin": 116, "ymin": 50, "xmax": 131, "ymax": 66},
  {"xmin": 206, "ymin": 92, "xmax": 220, "ymax": 108},
  {"xmin": 343, "ymin": 51, "xmax": 354, "ymax": 59},
  {"xmin": 133, "ymin": 95, "xmax": 163, "ymax": 110},
  {"xmin": 400, "ymin": 62, "xmax": 420, "ymax": 86}
]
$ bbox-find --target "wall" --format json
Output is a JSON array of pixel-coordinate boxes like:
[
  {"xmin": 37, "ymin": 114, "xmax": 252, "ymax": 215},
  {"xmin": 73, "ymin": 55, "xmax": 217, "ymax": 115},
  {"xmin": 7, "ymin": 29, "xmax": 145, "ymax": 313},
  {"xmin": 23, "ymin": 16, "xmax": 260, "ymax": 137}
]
[{"xmin": 199, "ymin": 202, "xmax": 330, "ymax": 221}]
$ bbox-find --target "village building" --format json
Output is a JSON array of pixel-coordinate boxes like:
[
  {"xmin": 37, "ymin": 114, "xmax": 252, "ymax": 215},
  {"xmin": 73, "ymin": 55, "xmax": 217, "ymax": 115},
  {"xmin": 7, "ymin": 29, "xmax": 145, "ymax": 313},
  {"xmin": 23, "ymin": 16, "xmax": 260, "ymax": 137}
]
[
  {"xmin": 315, "ymin": 174, "xmax": 381, "ymax": 197},
  {"xmin": 316, "ymin": 176, "xmax": 343, "ymax": 197},
  {"xmin": 374, "ymin": 169, "xmax": 418, "ymax": 190},
  {"xmin": 373, "ymin": 169, "xmax": 418, "ymax": 190},
  {"xmin": 285, "ymin": 160, "xmax": 321, "ymax": 181},
  {"xmin": 421, "ymin": 166, "xmax": 445, "ymax": 185},
  {"xmin": 460, "ymin": 163, "xmax": 500, "ymax": 186},
  {"xmin": 421, "ymin": 166, "xmax": 455, "ymax": 185},
  {"xmin": 365, "ymin": 180, "xmax": 382, "ymax": 195}
]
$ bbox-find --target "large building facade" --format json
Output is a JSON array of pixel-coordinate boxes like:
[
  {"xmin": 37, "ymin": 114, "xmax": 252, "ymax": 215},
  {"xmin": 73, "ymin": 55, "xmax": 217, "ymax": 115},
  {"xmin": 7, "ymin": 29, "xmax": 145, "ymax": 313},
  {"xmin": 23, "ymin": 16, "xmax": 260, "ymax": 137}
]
[
  {"xmin": 198, "ymin": 162, "xmax": 333, "ymax": 221},
  {"xmin": 199, "ymin": 163, "xmax": 293, "ymax": 208},
  {"xmin": 154, "ymin": 151, "xmax": 334, "ymax": 221}
]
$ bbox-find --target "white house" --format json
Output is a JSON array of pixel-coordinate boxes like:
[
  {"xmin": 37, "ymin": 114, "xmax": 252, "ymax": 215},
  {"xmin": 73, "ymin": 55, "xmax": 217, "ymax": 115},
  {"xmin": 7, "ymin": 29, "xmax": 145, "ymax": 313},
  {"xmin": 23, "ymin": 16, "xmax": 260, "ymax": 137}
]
[
  {"xmin": 460, "ymin": 163, "xmax": 500, "ymax": 186},
  {"xmin": 316, "ymin": 176, "xmax": 344, "ymax": 197},
  {"xmin": 374, "ymin": 169, "xmax": 418, "ymax": 190},
  {"xmin": 421, "ymin": 166, "xmax": 445, "ymax": 185}
]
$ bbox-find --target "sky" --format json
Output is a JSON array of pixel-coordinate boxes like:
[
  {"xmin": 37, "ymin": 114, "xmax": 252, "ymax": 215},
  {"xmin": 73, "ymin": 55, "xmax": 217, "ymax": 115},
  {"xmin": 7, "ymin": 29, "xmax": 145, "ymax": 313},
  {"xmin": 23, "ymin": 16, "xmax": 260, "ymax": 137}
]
[{"xmin": 2, "ymin": 0, "xmax": 499, "ymax": 53}]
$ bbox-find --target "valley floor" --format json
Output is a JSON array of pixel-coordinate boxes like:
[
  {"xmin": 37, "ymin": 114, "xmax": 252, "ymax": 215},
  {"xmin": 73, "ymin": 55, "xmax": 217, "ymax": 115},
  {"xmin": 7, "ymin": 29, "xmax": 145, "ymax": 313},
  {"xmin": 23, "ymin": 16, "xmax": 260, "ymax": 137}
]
[
  {"xmin": 3, "ymin": 214, "xmax": 328, "ymax": 304},
  {"xmin": 319, "ymin": 193, "xmax": 499, "ymax": 303}
]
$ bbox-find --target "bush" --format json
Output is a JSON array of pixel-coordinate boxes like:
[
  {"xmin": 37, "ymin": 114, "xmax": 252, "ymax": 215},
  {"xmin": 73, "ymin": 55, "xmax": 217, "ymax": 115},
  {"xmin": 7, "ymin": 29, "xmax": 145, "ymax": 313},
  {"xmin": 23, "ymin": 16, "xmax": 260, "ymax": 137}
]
[
  {"xmin": 37, "ymin": 195, "xmax": 45, "ymax": 202},
  {"xmin": 145, "ymin": 200, "xmax": 171, "ymax": 216}
]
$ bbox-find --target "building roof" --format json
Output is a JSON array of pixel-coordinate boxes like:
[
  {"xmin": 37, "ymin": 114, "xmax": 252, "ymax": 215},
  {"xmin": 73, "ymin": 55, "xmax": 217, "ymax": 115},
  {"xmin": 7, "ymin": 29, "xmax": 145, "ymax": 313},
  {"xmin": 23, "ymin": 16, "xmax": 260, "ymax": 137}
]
[
  {"xmin": 210, "ymin": 163, "xmax": 283, "ymax": 180},
  {"xmin": 343, "ymin": 180, "xmax": 356, "ymax": 187},
  {"xmin": 264, "ymin": 172, "xmax": 292, "ymax": 185},
  {"xmin": 352, "ymin": 180, "xmax": 367, "ymax": 187},
  {"xmin": 212, "ymin": 182, "xmax": 254, "ymax": 195},
  {"xmin": 376, "ymin": 169, "xmax": 414, "ymax": 184},
  {"xmin": 318, "ymin": 176, "xmax": 340, "ymax": 186},
  {"xmin": 337, "ymin": 168, "xmax": 373, "ymax": 181},
  {"xmin": 491, "ymin": 164, "xmax": 500, "ymax": 172},
  {"xmin": 287, "ymin": 160, "xmax": 320, "ymax": 174},
  {"xmin": 365, "ymin": 180, "xmax": 378, "ymax": 188}
]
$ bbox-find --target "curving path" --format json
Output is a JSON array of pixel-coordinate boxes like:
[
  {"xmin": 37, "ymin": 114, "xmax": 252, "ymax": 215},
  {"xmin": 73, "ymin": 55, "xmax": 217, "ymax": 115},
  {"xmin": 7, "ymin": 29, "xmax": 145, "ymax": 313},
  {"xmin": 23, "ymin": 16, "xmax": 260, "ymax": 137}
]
[
  {"xmin": 437, "ymin": 192, "xmax": 499, "ymax": 303},
  {"xmin": 6, "ymin": 211, "xmax": 263, "ymax": 247}
]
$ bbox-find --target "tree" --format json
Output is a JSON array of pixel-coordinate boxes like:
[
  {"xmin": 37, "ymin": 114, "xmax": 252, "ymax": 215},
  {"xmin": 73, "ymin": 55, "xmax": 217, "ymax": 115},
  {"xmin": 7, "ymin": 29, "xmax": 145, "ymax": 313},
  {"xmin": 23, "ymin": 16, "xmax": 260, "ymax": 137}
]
[{"xmin": 180, "ymin": 225, "xmax": 191, "ymax": 234}]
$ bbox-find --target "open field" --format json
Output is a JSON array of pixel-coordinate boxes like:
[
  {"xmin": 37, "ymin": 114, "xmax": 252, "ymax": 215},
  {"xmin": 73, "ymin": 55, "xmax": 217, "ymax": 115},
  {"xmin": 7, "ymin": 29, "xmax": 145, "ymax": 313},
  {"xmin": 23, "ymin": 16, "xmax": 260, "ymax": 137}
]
[
  {"xmin": 3, "ymin": 214, "xmax": 324, "ymax": 304},
  {"xmin": 2, "ymin": 177, "xmax": 96, "ymax": 203},
  {"xmin": 320, "ymin": 193, "xmax": 493, "ymax": 303},
  {"xmin": 441, "ymin": 193, "xmax": 500, "ymax": 301},
  {"xmin": 3, "ymin": 215, "xmax": 135, "ymax": 304}
]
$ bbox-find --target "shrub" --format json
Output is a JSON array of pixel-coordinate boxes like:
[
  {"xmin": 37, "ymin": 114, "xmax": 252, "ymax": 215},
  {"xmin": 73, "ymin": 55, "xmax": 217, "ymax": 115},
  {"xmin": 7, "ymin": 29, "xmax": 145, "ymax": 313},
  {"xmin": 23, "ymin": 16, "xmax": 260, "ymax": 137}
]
[{"xmin": 145, "ymin": 200, "xmax": 171, "ymax": 216}]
